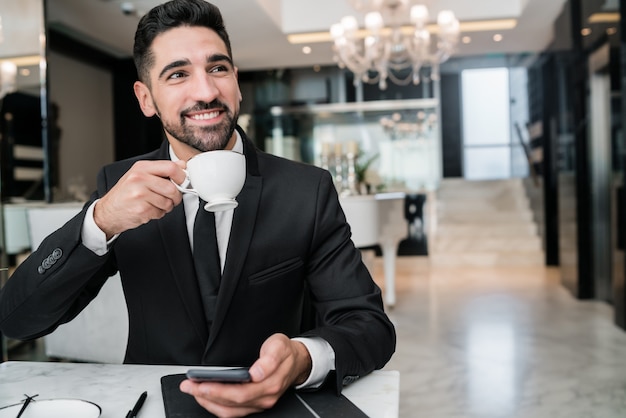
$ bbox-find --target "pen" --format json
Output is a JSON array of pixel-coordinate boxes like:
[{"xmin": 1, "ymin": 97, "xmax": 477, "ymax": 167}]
[
  {"xmin": 125, "ymin": 391, "xmax": 147, "ymax": 418},
  {"xmin": 16, "ymin": 394, "xmax": 38, "ymax": 418}
]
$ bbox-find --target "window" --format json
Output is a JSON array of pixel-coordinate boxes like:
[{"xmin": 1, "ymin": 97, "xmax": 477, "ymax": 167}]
[{"xmin": 461, "ymin": 67, "xmax": 529, "ymax": 180}]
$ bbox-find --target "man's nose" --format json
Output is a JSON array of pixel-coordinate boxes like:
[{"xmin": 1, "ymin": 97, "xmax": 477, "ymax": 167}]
[{"xmin": 190, "ymin": 73, "xmax": 219, "ymax": 101}]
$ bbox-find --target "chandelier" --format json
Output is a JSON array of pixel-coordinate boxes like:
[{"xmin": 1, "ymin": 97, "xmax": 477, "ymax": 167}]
[{"xmin": 330, "ymin": 0, "xmax": 460, "ymax": 89}]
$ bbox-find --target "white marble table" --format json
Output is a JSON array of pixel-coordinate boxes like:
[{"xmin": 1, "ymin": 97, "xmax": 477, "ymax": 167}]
[{"xmin": 0, "ymin": 361, "xmax": 399, "ymax": 417}]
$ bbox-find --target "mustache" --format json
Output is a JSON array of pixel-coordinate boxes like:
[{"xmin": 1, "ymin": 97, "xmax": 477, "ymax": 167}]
[{"xmin": 182, "ymin": 100, "xmax": 228, "ymax": 115}]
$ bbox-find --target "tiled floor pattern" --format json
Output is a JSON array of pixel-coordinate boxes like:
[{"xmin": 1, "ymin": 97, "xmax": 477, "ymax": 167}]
[{"xmin": 374, "ymin": 256, "xmax": 626, "ymax": 418}]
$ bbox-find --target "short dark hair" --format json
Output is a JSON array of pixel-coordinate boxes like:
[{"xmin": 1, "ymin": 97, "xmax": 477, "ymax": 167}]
[{"xmin": 133, "ymin": 0, "xmax": 233, "ymax": 83}]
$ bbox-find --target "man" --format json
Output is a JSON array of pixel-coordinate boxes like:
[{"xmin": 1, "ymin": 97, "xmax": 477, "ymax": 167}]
[{"xmin": 0, "ymin": 0, "xmax": 395, "ymax": 416}]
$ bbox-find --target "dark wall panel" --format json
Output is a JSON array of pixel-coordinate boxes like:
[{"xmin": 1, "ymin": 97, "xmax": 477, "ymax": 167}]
[
  {"xmin": 440, "ymin": 73, "xmax": 462, "ymax": 178},
  {"xmin": 111, "ymin": 59, "xmax": 163, "ymax": 161}
]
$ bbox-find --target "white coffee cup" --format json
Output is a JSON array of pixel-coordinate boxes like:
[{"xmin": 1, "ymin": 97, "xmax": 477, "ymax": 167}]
[{"xmin": 173, "ymin": 150, "xmax": 246, "ymax": 212}]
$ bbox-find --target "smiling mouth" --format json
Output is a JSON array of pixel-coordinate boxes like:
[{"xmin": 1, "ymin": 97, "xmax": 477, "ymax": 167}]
[{"xmin": 188, "ymin": 110, "xmax": 221, "ymax": 121}]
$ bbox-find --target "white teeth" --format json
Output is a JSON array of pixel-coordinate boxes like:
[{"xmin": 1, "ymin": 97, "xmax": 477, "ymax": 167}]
[{"xmin": 190, "ymin": 111, "xmax": 219, "ymax": 120}]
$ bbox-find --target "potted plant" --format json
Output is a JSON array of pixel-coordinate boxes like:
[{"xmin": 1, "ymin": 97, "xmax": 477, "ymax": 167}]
[{"xmin": 355, "ymin": 153, "xmax": 379, "ymax": 194}]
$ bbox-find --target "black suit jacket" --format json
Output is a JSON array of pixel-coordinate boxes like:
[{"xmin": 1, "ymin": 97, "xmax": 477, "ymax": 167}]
[{"xmin": 0, "ymin": 128, "xmax": 395, "ymax": 392}]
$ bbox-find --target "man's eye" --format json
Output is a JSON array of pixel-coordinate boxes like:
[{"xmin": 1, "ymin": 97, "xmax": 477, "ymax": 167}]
[
  {"xmin": 209, "ymin": 65, "xmax": 230, "ymax": 74},
  {"xmin": 168, "ymin": 71, "xmax": 186, "ymax": 80}
]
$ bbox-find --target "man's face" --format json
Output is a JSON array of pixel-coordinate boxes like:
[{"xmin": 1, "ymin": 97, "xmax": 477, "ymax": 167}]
[{"xmin": 134, "ymin": 26, "xmax": 242, "ymax": 155}]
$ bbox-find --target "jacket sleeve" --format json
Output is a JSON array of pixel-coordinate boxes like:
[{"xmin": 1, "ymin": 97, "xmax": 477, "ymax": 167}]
[
  {"xmin": 0, "ymin": 199, "xmax": 118, "ymax": 341},
  {"xmin": 300, "ymin": 171, "xmax": 396, "ymax": 393}
]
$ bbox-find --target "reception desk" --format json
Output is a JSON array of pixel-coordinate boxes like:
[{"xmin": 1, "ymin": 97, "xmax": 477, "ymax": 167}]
[{"xmin": 0, "ymin": 361, "xmax": 399, "ymax": 417}]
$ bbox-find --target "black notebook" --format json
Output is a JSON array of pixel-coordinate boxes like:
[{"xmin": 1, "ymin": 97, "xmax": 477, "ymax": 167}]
[{"xmin": 160, "ymin": 373, "xmax": 369, "ymax": 417}]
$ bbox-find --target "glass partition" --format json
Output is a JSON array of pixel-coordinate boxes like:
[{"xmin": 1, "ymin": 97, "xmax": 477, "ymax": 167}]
[{"xmin": 268, "ymin": 99, "xmax": 442, "ymax": 193}]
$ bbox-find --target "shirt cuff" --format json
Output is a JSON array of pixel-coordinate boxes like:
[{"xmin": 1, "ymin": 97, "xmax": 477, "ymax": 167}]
[
  {"xmin": 291, "ymin": 337, "xmax": 336, "ymax": 390},
  {"xmin": 81, "ymin": 200, "xmax": 118, "ymax": 255}
]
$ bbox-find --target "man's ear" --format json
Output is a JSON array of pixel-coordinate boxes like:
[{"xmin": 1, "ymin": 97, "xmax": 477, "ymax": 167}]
[{"xmin": 133, "ymin": 81, "xmax": 157, "ymax": 117}]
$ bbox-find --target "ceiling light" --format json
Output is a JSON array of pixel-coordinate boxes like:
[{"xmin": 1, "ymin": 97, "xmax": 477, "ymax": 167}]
[
  {"xmin": 287, "ymin": 19, "xmax": 516, "ymax": 44},
  {"xmin": 288, "ymin": 32, "xmax": 332, "ymax": 44},
  {"xmin": 588, "ymin": 12, "xmax": 620, "ymax": 23},
  {"xmin": 493, "ymin": 34, "xmax": 503, "ymax": 42},
  {"xmin": 606, "ymin": 27, "xmax": 618, "ymax": 35},
  {"xmin": 302, "ymin": 46, "xmax": 312, "ymax": 54},
  {"xmin": 581, "ymin": 28, "xmax": 592, "ymax": 36},
  {"xmin": 462, "ymin": 36, "xmax": 471, "ymax": 44},
  {"xmin": 0, "ymin": 55, "xmax": 41, "ymax": 66},
  {"xmin": 330, "ymin": 0, "xmax": 460, "ymax": 89},
  {"xmin": 459, "ymin": 19, "xmax": 516, "ymax": 32}
]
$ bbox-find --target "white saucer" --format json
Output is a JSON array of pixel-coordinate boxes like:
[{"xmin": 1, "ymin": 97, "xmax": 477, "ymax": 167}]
[{"xmin": 0, "ymin": 399, "xmax": 101, "ymax": 418}]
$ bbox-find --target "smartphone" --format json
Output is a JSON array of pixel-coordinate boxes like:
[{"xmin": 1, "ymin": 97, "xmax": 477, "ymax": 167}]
[{"xmin": 186, "ymin": 368, "xmax": 251, "ymax": 383}]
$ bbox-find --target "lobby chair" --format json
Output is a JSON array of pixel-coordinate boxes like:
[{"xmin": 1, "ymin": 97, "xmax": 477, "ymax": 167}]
[{"xmin": 27, "ymin": 205, "xmax": 128, "ymax": 363}]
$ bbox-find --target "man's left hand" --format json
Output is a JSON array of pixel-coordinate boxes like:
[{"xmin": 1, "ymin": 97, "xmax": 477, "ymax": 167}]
[{"xmin": 179, "ymin": 333, "xmax": 312, "ymax": 417}]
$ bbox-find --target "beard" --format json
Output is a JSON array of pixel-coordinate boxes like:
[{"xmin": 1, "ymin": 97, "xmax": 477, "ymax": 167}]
[{"xmin": 159, "ymin": 100, "xmax": 238, "ymax": 152}]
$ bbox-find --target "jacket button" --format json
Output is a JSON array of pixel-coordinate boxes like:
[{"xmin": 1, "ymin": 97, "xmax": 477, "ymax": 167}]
[
  {"xmin": 52, "ymin": 248, "xmax": 63, "ymax": 259},
  {"xmin": 37, "ymin": 266, "xmax": 45, "ymax": 274},
  {"xmin": 42, "ymin": 259, "xmax": 51, "ymax": 269}
]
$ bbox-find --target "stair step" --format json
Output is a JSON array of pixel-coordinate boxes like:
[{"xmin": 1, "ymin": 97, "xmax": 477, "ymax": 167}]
[
  {"xmin": 431, "ymin": 178, "xmax": 543, "ymax": 267},
  {"xmin": 432, "ymin": 237, "xmax": 542, "ymax": 252},
  {"xmin": 435, "ymin": 224, "xmax": 538, "ymax": 237},
  {"xmin": 438, "ymin": 203, "xmax": 530, "ymax": 214},
  {"xmin": 430, "ymin": 251, "xmax": 545, "ymax": 267},
  {"xmin": 437, "ymin": 211, "xmax": 535, "ymax": 223},
  {"xmin": 437, "ymin": 179, "xmax": 525, "ymax": 193},
  {"xmin": 438, "ymin": 178, "xmax": 524, "ymax": 187}
]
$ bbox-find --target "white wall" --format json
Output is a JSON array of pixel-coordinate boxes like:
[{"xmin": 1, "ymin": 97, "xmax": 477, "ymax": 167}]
[{"xmin": 48, "ymin": 51, "xmax": 115, "ymax": 198}]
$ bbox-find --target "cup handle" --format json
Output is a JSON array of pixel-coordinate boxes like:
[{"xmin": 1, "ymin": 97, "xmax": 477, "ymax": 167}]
[{"xmin": 171, "ymin": 170, "xmax": 198, "ymax": 196}]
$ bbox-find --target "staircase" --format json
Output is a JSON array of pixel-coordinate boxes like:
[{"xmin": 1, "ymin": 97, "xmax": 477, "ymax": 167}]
[{"xmin": 429, "ymin": 178, "xmax": 544, "ymax": 267}]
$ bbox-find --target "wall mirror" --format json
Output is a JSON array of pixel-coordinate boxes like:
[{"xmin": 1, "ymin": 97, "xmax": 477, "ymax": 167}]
[
  {"xmin": 0, "ymin": 0, "xmax": 47, "ymax": 360},
  {"xmin": 0, "ymin": 0, "xmax": 48, "ymax": 204}
]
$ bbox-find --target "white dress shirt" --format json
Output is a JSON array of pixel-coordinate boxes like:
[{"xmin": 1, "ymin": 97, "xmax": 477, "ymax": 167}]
[{"xmin": 81, "ymin": 133, "xmax": 334, "ymax": 389}]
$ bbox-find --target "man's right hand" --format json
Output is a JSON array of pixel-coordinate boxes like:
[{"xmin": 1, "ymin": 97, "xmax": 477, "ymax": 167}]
[{"xmin": 93, "ymin": 160, "xmax": 187, "ymax": 239}]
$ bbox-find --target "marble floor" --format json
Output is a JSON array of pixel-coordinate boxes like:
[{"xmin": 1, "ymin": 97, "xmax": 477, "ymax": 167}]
[
  {"xmin": 6, "ymin": 256, "xmax": 626, "ymax": 417},
  {"xmin": 373, "ymin": 256, "xmax": 626, "ymax": 418}
]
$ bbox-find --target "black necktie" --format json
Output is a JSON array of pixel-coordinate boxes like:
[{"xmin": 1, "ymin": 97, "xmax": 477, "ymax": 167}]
[{"xmin": 193, "ymin": 198, "xmax": 221, "ymax": 326}]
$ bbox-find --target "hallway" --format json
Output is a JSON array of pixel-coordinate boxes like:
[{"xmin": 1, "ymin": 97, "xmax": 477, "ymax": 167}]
[{"xmin": 374, "ymin": 257, "xmax": 626, "ymax": 417}]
